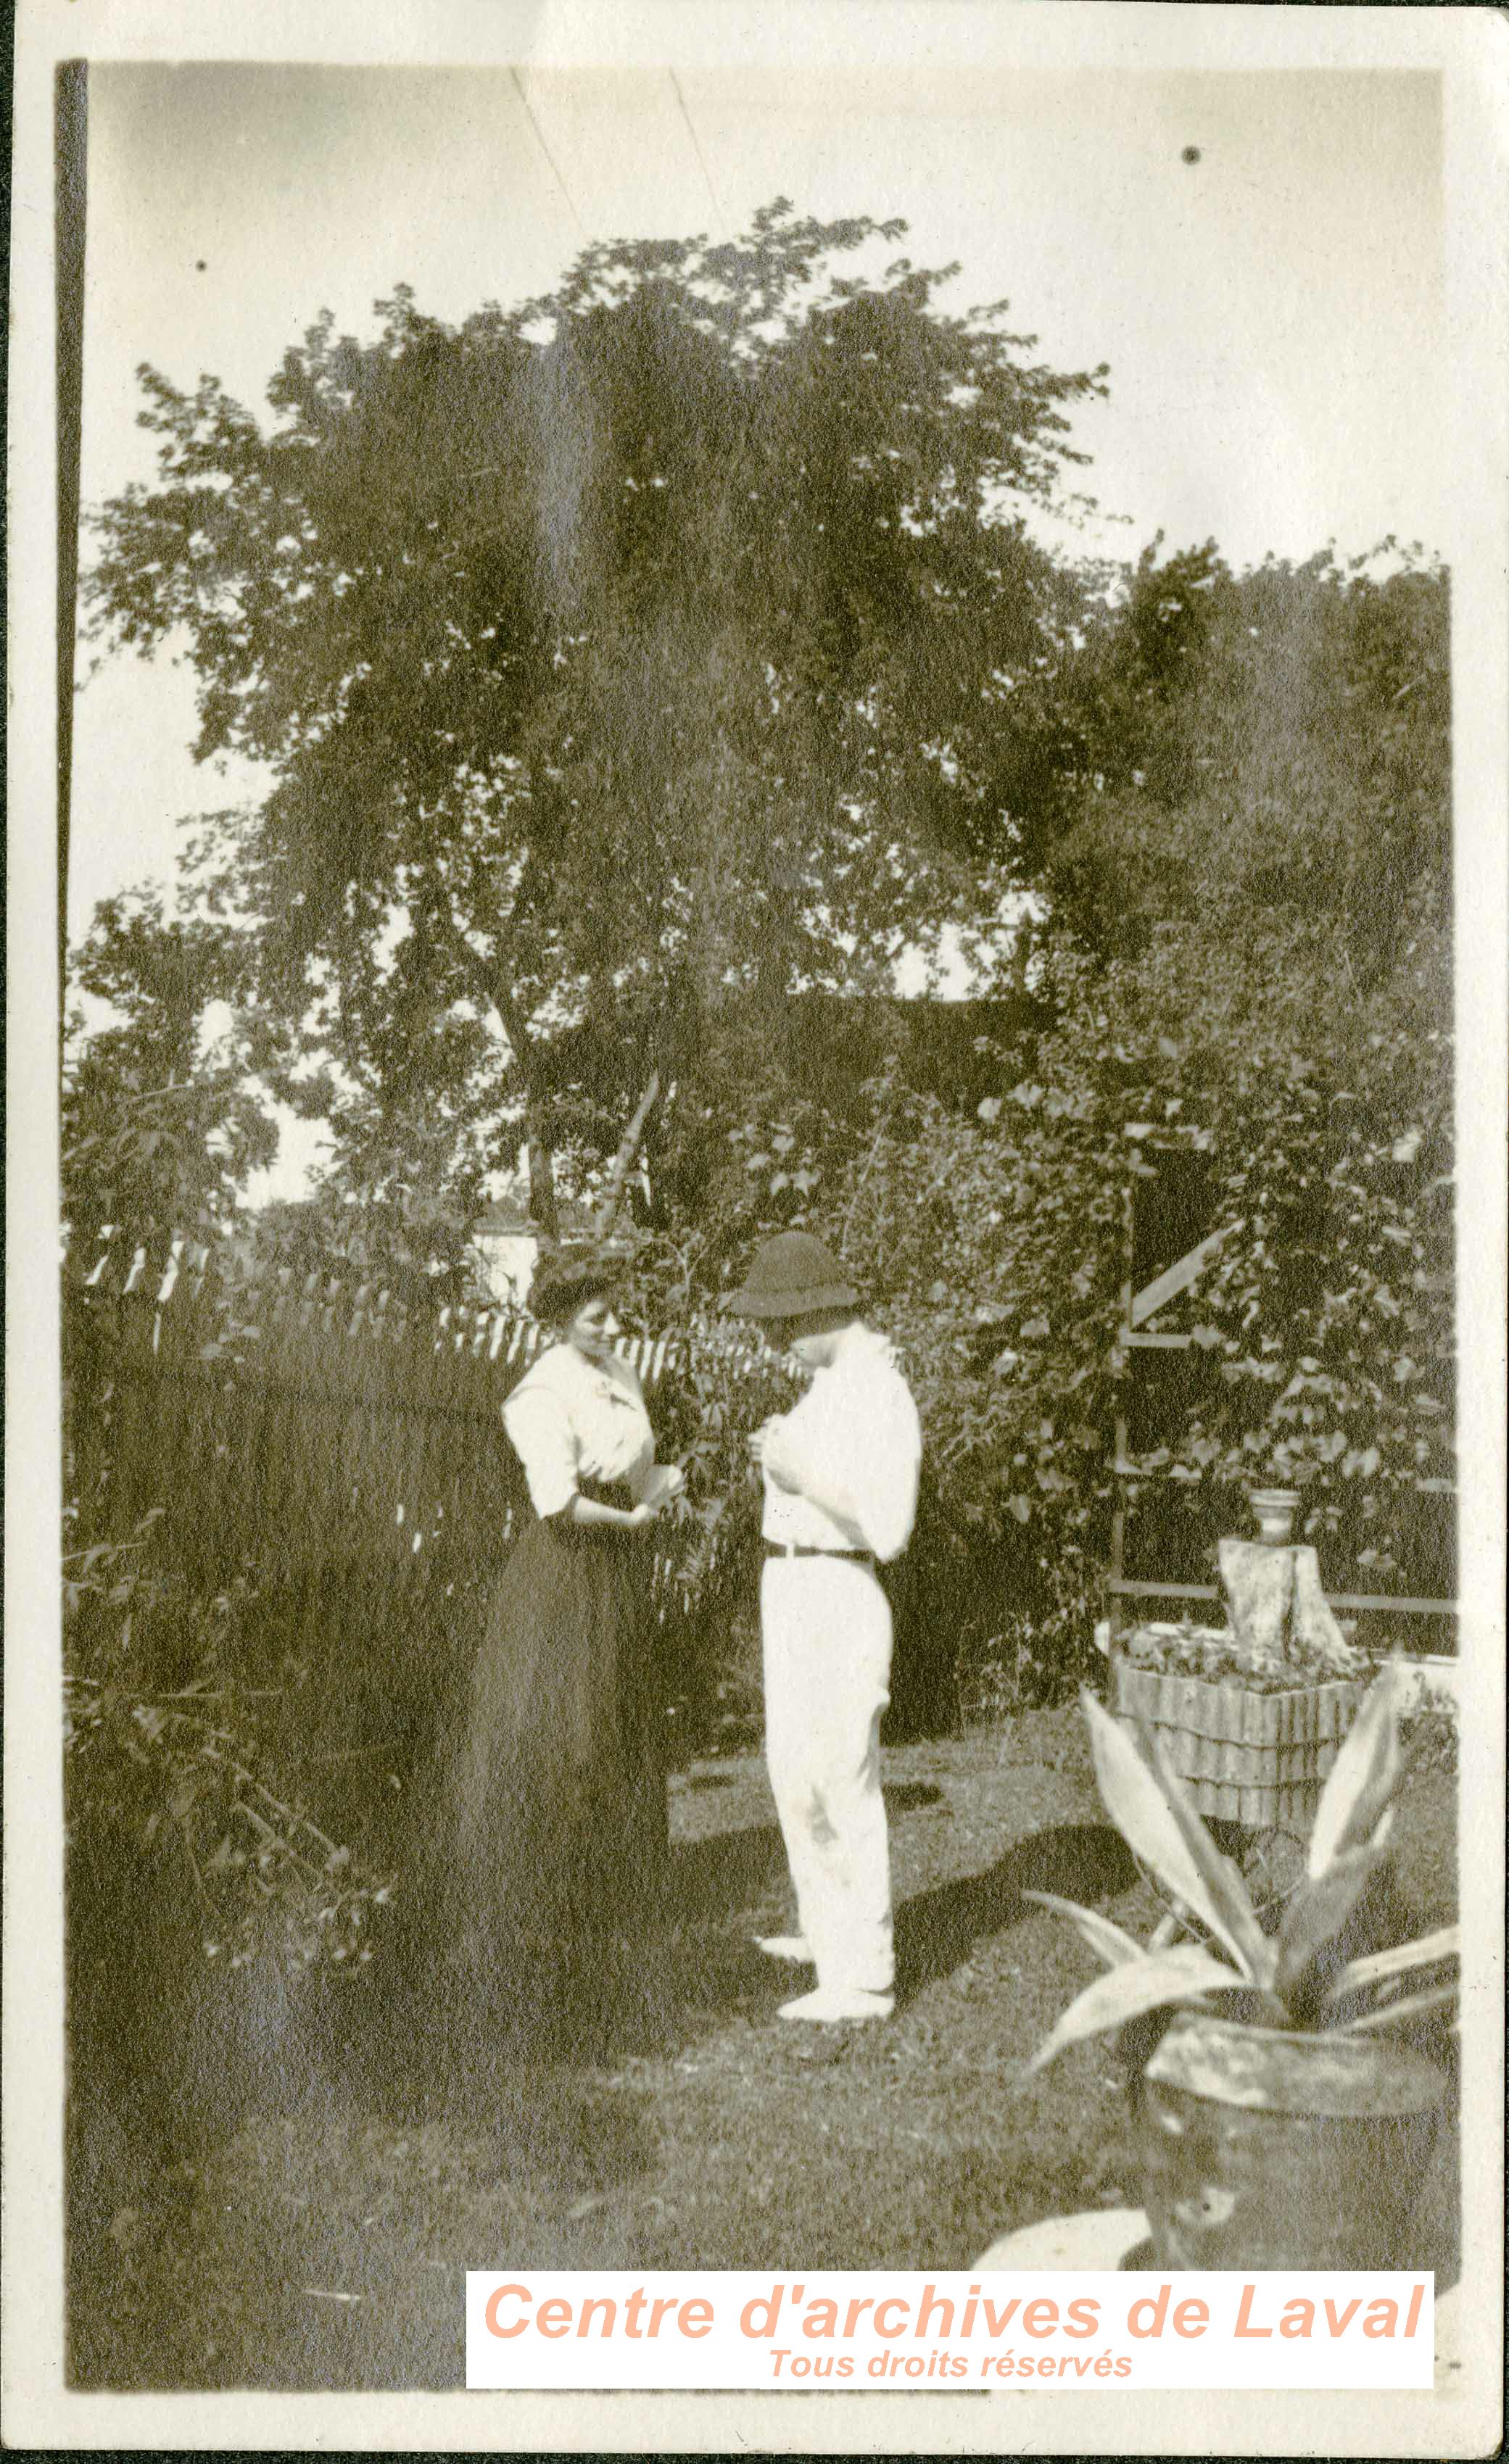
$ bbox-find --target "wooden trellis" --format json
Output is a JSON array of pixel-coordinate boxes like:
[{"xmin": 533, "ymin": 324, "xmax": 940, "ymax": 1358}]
[{"xmin": 1106, "ymin": 1150, "xmax": 1458, "ymax": 1639}]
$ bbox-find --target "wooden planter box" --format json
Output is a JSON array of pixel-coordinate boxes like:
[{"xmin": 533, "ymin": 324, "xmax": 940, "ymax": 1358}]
[{"xmin": 1111, "ymin": 1659, "xmax": 1363, "ymax": 1830}]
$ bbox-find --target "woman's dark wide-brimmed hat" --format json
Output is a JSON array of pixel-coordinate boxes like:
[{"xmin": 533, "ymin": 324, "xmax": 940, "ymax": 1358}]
[{"xmin": 722, "ymin": 1231, "xmax": 859, "ymax": 1321}]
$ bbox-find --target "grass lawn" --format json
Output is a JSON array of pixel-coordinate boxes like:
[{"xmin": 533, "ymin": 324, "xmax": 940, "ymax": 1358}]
[{"xmin": 70, "ymin": 1705, "xmax": 1459, "ymax": 2391}]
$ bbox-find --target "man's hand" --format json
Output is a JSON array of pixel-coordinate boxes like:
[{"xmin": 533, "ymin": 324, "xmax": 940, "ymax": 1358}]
[
  {"xmin": 749, "ymin": 1417, "xmax": 795, "ymax": 1488},
  {"xmin": 752, "ymin": 1417, "xmax": 868, "ymax": 1546}
]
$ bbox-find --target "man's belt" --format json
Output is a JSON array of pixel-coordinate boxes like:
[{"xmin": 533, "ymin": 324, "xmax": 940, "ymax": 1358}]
[{"xmin": 764, "ymin": 1539, "xmax": 875, "ymax": 1568}]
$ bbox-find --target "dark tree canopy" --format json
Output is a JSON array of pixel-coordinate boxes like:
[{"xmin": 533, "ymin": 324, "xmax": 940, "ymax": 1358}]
[
  {"xmin": 1038, "ymin": 541, "xmax": 1451, "ymax": 992},
  {"xmin": 86, "ymin": 203, "xmax": 1107, "ymax": 1216}
]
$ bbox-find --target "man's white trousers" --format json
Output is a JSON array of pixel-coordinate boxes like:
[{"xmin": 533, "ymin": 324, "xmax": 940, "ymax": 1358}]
[{"xmin": 761, "ymin": 1556, "xmax": 893, "ymax": 1997}]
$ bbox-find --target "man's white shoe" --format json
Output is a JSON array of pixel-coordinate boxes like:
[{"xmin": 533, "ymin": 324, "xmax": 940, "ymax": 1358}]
[
  {"xmin": 777, "ymin": 1985, "xmax": 894, "ymax": 2024},
  {"xmin": 755, "ymin": 1934, "xmax": 814, "ymax": 1964}
]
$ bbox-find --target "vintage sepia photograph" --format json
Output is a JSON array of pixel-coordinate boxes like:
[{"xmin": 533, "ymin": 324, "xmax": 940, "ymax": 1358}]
[{"xmin": 7, "ymin": 1, "xmax": 1505, "ymax": 2450}]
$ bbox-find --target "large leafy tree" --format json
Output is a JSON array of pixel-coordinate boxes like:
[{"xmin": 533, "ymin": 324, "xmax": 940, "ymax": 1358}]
[{"xmin": 86, "ymin": 202, "xmax": 1105, "ymax": 1226}]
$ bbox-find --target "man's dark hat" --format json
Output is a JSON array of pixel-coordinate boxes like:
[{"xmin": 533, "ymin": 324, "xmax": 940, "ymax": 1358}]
[{"xmin": 722, "ymin": 1231, "xmax": 859, "ymax": 1320}]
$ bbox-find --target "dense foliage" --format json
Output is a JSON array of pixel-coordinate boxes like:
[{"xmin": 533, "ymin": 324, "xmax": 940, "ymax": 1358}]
[
  {"xmin": 64, "ymin": 891, "xmax": 278, "ymax": 1254},
  {"xmin": 65, "ymin": 1522, "xmax": 392, "ymax": 1978},
  {"xmin": 629, "ymin": 546, "xmax": 1454, "ymax": 1687}
]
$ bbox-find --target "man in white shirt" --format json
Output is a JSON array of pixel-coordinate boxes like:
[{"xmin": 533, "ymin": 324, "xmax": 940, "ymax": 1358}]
[{"xmin": 724, "ymin": 1232, "xmax": 922, "ymax": 2023}]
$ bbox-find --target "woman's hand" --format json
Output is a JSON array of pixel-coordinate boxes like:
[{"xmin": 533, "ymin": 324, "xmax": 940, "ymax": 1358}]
[
  {"xmin": 641, "ymin": 1462, "xmax": 685, "ymax": 1508},
  {"xmin": 624, "ymin": 1500, "xmax": 661, "ymax": 1532}
]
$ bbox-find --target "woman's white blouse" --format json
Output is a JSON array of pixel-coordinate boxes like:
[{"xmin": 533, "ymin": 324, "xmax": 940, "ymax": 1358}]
[{"xmin": 502, "ymin": 1343, "xmax": 657, "ymax": 1518}]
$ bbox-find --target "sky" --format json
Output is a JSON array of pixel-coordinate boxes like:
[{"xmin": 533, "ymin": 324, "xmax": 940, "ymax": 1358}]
[{"xmin": 67, "ymin": 60, "xmax": 1447, "ymax": 1194}]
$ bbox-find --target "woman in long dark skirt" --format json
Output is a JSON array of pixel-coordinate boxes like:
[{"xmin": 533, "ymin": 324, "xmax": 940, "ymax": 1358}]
[{"xmin": 445, "ymin": 1253, "xmax": 683, "ymax": 1964}]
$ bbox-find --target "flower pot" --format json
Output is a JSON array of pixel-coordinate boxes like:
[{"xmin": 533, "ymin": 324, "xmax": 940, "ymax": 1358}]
[
  {"xmin": 1111, "ymin": 1657, "xmax": 1362, "ymax": 1829},
  {"xmin": 1133, "ymin": 2010, "xmax": 1449, "ymax": 2270},
  {"xmin": 1249, "ymin": 1487, "xmax": 1301, "ymax": 1545}
]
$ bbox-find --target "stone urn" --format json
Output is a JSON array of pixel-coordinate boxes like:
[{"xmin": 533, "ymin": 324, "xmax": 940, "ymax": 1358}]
[{"xmin": 1248, "ymin": 1486, "xmax": 1302, "ymax": 1546}]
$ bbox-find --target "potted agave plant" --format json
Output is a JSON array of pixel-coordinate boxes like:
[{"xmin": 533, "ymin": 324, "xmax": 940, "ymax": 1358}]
[{"xmin": 1027, "ymin": 1670, "xmax": 1458, "ymax": 2270}]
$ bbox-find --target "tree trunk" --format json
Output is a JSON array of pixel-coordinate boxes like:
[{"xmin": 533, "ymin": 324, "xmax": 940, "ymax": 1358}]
[
  {"xmin": 526, "ymin": 1126, "xmax": 559, "ymax": 1240},
  {"xmin": 595, "ymin": 1071, "xmax": 661, "ymax": 1240},
  {"xmin": 430, "ymin": 913, "xmax": 560, "ymax": 1240}
]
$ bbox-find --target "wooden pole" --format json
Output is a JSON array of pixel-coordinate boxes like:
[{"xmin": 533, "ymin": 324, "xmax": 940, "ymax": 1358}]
[
  {"xmin": 1107, "ymin": 1177, "xmax": 1133, "ymax": 1645},
  {"xmin": 56, "ymin": 61, "xmax": 88, "ymax": 1054}
]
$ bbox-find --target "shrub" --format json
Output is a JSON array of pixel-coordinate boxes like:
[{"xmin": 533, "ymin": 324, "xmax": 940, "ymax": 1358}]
[{"xmin": 65, "ymin": 1519, "xmax": 394, "ymax": 1994}]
